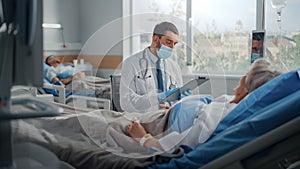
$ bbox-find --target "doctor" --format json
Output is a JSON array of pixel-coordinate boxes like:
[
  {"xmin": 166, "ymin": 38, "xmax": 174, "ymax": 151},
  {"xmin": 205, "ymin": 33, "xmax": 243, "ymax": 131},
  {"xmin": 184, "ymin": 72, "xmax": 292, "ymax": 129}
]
[{"xmin": 120, "ymin": 22, "xmax": 184, "ymax": 113}]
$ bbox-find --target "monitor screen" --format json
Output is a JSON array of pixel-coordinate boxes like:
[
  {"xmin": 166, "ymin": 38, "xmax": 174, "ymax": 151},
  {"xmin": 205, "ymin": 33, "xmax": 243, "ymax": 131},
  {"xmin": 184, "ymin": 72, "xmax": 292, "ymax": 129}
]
[
  {"xmin": 14, "ymin": 0, "xmax": 43, "ymax": 86},
  {"xmin": 0, "ymin": 1, "xmax": 44, "ymax": 167},
  {"xmin": 0, "ymin": 0, "xmax": 43, "ymax": 88},
  {"xmin": 251, "ymin": 30, "xmax": 265, "ymax": 63}
]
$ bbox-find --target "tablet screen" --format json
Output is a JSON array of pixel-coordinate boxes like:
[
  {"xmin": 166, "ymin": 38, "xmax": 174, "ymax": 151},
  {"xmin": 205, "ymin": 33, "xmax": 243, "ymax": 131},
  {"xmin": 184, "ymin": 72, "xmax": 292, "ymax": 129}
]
[{"xmin": 161, "ymin": 76, "xmax": 209, "ymax": 102}]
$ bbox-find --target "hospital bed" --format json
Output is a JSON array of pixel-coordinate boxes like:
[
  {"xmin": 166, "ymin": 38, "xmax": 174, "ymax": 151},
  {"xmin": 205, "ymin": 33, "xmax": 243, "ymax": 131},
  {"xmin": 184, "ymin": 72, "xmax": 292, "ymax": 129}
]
[
  {"xmin": 151, "ymin": 90, "xmax": 300, "ymax": 169},
  {"xmin": 11, "ymin": 83, "xmax": 111, "ymax": 110},
  {"xmin": 200, "ymin": 114, "xmax": 300, "ymax": 169},
  {"xmin": 40, "ymin": 63, "xmax": 111, "ymax": 110},
  {"xmin": 9, "ymin": 97, "xmax": 85, "ymax": 169},
  {"xmin": 41, "ymin": 80, "xmax": 111, "ymax": 110},
  {"xmin": 110, "ymin": 74, "xmax": 123, "ymax": 111},
  {"xmin": 10, "ymin": 69, "xmax": 300, "ymax": 169},
  {"xmin": 11, "ymin": 85, "xmax": 54, "ymax": 102},
  {"xmin": 149, "ymin": 69, "xmax": 300, "ymax": 169}
]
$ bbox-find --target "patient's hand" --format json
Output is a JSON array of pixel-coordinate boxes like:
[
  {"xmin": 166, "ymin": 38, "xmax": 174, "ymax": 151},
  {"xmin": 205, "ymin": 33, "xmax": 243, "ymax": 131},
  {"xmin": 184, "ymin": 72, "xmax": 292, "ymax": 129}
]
[
  {"xmin": 127, "ymin": 122, "xmax": 163, "ymax": 150},
  {"xmin": 160, "ymin": 104, "xmax": 170, "ymax": 109},
  {"xmin": 74, "ymin": 72, "xmax": 86, "ymax": 79},
  {"xmin": 126, "ymin": 121, "xmax": 147, "ymax": 141}
]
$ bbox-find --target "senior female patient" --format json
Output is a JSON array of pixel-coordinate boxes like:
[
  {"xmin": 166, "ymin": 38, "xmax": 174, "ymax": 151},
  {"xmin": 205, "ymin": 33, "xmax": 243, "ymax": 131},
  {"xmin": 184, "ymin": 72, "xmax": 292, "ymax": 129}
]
[{"xmin": 126, "ymin": 58, "xmax": 282, "ymax": 152}]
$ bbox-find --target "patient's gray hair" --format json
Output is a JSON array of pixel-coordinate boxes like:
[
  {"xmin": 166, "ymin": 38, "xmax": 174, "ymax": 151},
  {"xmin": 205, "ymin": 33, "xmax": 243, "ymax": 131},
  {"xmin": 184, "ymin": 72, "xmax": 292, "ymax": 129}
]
[{"xmin": 246, "ymin": 59, "xmax": 282, "ymax": 92}]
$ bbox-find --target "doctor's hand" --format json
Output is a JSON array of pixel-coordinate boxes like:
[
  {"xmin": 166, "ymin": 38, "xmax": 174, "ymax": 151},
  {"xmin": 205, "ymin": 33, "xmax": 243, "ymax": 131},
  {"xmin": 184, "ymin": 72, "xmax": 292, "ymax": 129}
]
[
  {"xmin": 157, "ymin": 87, "xmax": 180, "ymax": 103},
  {"xmin": 179, "ymin": 89, "xmax": 193, "ymax": 99}
]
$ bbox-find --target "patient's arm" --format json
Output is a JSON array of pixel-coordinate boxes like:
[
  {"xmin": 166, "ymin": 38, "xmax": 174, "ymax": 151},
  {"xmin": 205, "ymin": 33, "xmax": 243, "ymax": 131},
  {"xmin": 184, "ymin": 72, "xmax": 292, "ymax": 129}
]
[
  {"xmin": 51, "ymin": 75, "xmax": 71, "ymax": 85},
  {"xmin": 127, "ymin": 121, "xmax": 164, "ymax": 150},
  {"xmin": 143, "ymin": 136, "xmax": 163, "ymax": 150},
  {"xmin": 51, "ymin": 77, "xmax": 61, "ymax": 83},
  {"xmin": 57, "ymin": 76, "xmax": 73, "ymax": 85},
  {"xmin": 53, "ymin": 72, "xmax": 86, "ymax": 85},
  {"xmin": 74, "ymin": 72, "xmax": 85, "ymax": 78}
]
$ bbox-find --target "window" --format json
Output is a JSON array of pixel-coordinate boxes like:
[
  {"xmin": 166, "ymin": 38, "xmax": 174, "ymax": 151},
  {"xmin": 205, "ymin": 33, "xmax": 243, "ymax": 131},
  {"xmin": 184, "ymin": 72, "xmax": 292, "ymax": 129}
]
[
  {"xmin": 124, "ymin": 0, "xmax": 299, "ymax": 74},
  {"xmin": 191, "ymin": 0, "xmax": 255, "ymax": 73}
]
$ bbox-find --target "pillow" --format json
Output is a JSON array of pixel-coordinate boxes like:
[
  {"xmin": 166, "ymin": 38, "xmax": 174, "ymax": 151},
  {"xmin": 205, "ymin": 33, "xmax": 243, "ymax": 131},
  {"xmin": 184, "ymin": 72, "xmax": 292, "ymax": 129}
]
[{"xmin": 211, "ymin": 69, "xmax": 300, "ymax": 137}]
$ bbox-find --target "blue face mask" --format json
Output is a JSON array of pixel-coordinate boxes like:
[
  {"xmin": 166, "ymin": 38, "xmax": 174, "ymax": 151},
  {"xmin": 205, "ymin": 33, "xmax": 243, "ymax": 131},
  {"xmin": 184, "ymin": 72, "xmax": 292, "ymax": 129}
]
[
  {"xmin": 251, "ymin": 53, "xmax": 263, "ymax": 63},
  {"xmin": 157, "ymin": 44, "xmax": 173, "ymax": 60}
]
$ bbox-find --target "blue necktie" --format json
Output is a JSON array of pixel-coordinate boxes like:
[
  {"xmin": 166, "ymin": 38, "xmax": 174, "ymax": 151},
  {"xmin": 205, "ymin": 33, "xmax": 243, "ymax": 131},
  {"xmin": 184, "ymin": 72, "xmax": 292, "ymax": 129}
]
[{"xmin": 156, "ymin": 59, "xmax": 164, "ymax": 92}]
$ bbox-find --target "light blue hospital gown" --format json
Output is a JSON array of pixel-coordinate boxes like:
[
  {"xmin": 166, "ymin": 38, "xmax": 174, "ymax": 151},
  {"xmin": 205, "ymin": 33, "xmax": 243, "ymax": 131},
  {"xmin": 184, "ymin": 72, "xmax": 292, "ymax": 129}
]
[
  {"xmin": 159, "ymin": 94, "xmax": 237, "ymax": 152},
  {"xmin": 46, "ymin": 64, "xmax": 76, "ymax": 81}
]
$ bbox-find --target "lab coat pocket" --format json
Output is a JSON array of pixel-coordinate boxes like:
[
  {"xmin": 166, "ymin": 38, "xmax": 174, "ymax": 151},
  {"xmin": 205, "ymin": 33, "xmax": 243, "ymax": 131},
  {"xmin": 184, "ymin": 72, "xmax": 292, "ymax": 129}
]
[{"xmin": 135, "ymin": 75, "xmax": 152, "ymax": 94}]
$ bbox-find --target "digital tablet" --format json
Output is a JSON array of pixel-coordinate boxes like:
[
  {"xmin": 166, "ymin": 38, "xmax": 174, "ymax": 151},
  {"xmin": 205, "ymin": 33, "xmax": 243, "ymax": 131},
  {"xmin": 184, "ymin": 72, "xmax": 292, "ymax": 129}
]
[{"xmin": 161, "ymin": 76, "xmax": 209, "ymax": 102}]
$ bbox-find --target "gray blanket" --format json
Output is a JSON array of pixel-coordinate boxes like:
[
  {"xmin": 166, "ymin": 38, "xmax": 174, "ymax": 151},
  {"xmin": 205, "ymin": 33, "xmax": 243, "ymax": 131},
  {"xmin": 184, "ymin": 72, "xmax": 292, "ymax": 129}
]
[
  {"xmin": 12, "ymin": 108, "xmax": 176, "ymax": 169},
  {"xmin": 65, "ymin": 76, "xmax": 111, "ymax": 99}
]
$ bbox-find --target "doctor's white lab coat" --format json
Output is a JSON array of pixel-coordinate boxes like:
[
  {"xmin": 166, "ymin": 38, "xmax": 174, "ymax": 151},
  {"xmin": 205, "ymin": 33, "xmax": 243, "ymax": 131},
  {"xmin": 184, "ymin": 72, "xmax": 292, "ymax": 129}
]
[{"xmin": 120, "ymin": 48, "xmax": 183, "ymax": 113}]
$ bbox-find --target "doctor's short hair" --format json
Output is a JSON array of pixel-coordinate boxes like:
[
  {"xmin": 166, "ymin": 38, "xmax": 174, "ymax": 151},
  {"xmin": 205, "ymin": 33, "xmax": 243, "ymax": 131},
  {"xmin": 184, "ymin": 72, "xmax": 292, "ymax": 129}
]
[
  {"xmin": 252, "ymin": 32, "xmax": 264, "ymax": 41},
  {"xmin": 246, "ymin": 58, "xmax": 282, "ymax": 92},
  {"xmin": 153, "ymin": 22, "xmax": 179, "ymax": 38}
]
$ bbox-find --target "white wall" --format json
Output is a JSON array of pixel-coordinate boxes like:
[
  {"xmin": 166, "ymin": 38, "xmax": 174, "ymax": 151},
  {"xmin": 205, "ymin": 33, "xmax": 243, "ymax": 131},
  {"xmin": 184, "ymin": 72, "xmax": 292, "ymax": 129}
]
[
  {"xmin": 43, "ymin": 0, "xmax": 122, "ymax": 55},
  {"xmin": 43, "ymin": 0, "xmax": 81, "ymax": 55},
  {"xmin": 79, "ymin": 0, "xmax": 123, "ymax": 78},
  {"xmin": 43, "ymin": 0, "xmax": 123, "ymax": 78},
  {"xmin": 79, "ymin": 0, "xmax": 123, "ymax": 55}
]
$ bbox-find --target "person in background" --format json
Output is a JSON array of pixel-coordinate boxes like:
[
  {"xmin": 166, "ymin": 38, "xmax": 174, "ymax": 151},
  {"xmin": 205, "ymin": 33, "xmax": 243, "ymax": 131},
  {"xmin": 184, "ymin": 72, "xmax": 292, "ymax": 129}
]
[
  {"xmin": 120, "ymin": 21, "xmax": 190, "ymax": 113},
  {"xmin": 126, "ymin": 59, "xmax": 282, "ymax": 152},
  {"xmin": 251, "ymin": 32, "xmax": 264, "ymax": 63},
  {"xmin": 45, "ymin": 55, "xmax": 85, "ymax": 85}
]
